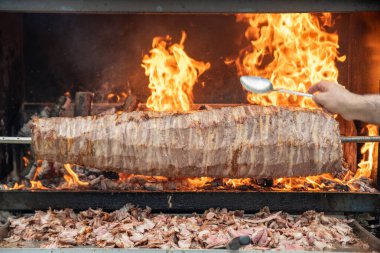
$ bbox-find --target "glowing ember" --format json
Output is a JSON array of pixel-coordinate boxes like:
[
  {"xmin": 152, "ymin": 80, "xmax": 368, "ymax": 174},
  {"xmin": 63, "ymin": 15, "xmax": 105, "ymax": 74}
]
[
  {"xmin": 142, "ymin": 31, "xmax": 210, "ymax": 112},
  {"xmin": 186, "ymin": 177, "xmax": 214, "ymax": 188},
  {"xmin": 107, "ymin": 92, "xmax": 128, "ymax": 103},
  {"xmin": 223, "ymin": 178, "xmax": 252, "ymax": 188},
  {"xmin": 107, "ymin": 93, "xmax": 120, "ymax": 103},
  {"xmin": 236, "ymin": 13, "xmax": 346, "ymax": 108},
  {"xmin": 22, "ymin": 156, "xmax": 29, "ymax": 168}
]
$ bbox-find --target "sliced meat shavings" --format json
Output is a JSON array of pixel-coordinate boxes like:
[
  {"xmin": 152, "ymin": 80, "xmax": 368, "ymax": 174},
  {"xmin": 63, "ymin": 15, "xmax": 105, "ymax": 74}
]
[
  {"xmin": 58, "ymin": 229, "xmax": 78, "ymax": 245},
  {"xmin": 246, "ymin": 211, "xmax": 282, "ymax": 224},
  {"xmin": 2, "ymin": 204, "xmax": 369, "ymax": 251}
]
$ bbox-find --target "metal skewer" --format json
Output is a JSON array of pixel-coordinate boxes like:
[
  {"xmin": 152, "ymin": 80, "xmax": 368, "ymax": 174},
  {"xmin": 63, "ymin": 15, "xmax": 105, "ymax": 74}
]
[
  {"xmin": 0, "ymin": 136, "xmax": 380, "ymax": 145},
  {"xmin": 340, "ymin": 136, "xmax": 380, "ymax": 143},
  {"xmin": 0, "ymin": 137, "xmax": 32, "ymax": 144}
]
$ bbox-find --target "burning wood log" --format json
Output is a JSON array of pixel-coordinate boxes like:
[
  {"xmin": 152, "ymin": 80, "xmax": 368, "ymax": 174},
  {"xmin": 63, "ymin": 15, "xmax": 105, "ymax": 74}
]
[
  {"xmin": 31, "ymin": 105, "xmax": 342, "ymax": 178},
  {"xmin": 121, "ymin": 93, "xmax": 138, "ymax": 112},
  {"xmin": 96, "ymin": 93, "xmax": 139, "ymax": 116},
  {"xmin": 18, "ymin": 95, "xmax": 71, "ymax": 137},
  {"xmin": 74, "ymin": 92, "xmax": 94, "ymax": 117}
]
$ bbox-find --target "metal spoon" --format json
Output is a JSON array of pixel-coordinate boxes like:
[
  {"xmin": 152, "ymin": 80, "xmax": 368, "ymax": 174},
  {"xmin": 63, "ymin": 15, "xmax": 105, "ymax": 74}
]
[{"xmin": 240, "ymin": 76, "xmax": 313, "ymax": 98}]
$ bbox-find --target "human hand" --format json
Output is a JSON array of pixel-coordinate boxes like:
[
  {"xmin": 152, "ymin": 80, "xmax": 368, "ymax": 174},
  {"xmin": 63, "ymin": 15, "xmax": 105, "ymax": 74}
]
[{"xmin": 308, "ymin": 81, "xmax": 362, "ymax": 120}]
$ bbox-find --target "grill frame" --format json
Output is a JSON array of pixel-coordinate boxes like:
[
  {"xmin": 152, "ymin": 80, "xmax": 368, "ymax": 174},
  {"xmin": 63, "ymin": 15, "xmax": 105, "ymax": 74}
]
[
  {"xmin": 1, "ymin": 190, "xmax": 379, "ymax": 213},
  {"xmin": 0, "ymin": 0, "xmax": 380, "ymax": 13}
]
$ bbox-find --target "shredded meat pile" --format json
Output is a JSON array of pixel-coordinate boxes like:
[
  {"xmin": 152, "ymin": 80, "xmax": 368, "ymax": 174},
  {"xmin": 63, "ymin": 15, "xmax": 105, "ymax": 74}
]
[{"xmin": 3, "ymin": 205, "xmax": 366, "ymax": 250}]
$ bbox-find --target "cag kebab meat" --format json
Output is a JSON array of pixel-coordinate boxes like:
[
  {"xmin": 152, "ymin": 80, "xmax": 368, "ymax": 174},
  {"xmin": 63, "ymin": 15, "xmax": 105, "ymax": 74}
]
[{"xmin": 31, "ymin": 105, "xmax": 342, "ymax": 178}]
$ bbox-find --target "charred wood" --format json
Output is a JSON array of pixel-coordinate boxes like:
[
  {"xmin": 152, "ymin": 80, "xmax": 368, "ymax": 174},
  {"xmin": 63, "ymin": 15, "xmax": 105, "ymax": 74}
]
[
  {"xmin": 121, "ymin": 93, "xmax": 138, "ymax": 112},
  {"xmin": 198, "ymin": 104, "xmax": 214, "ymax": 110},
  {"xmin": 74, "ymin": 92, "xmax": 94, "ymax": 117},
  {"xmin": 23, "ymin": 161, "xmax": 38, "ymax": 180},
  {"xmin": 18, "ymin": 95, "xmax": 70, "ymax": 137}
]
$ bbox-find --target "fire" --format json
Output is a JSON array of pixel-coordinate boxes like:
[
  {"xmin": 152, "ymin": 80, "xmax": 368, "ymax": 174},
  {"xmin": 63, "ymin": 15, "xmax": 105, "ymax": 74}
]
[
  {"xmin": 107, "ymin": 93, "xmax": 121, "ymax": 103},
  {"xmin": 7, "ymin": 182, "xmax": 25, "ymax": 190},
  {"xmin": 352, "ymin": 125, "xmax": 378, "ymax": 180},
  {"xmin": 142, "ymin": 31, "xmax": 210, "ymax": 112},
  {"xmin": 236, "ymin": 13, "xmax": 346, "ymax": 108},
  {"xmin": 62, "ymin": 164, "xmax": 89, "ymax": 188},
  {"xmin": 273, "ymin": 125, "xmax": 379, "ymax": 191},
  {"xmin": 235, "ymin": 13, "xmax": 377, "ymax": 192},
  {"xmin": 1, "ymin": 14, "xmax": 377, "ymax": 193},
  {"xmin": 107, "ymin": 92, "xmax": 128, "ymax": 103},
  {"xmin": 186, "ymin": 177, "xmax": 214, "ymax": 188},
  {"xmin": 223, "ymin": 178, "xmax": 252, "ymax": 188},
  {"xmin": 22, "ymin": 156, "xmax": 29, "ymax": 168},
  {"xmin": 30, "ymin": 180, "xmax": 48, "ymax": 190},
  {"xmin": 32, "ymin": 165, "xmax": 42, "ymax": 181}
]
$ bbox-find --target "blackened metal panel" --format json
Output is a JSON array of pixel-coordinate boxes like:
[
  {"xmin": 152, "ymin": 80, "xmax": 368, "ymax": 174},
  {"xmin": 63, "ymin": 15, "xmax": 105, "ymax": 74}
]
[
  {"xmin": 0, "ymin": 0, "xmax": 380, "ymax": 13},
  {"xmin": 0, "ymin": 13, "xmax": 24, "ymax": 180},
  {"xmin": 0, "ymin": 191, "xmax": 379, "ymax": 213}
]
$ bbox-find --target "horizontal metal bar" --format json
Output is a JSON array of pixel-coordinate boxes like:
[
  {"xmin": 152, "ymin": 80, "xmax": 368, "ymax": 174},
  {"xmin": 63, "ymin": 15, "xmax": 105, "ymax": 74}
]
[
  {"xmin": 1, "ymin": 136, "xmax": 380, "ymax": 145},
  {"xmin": 341, "ymin": 136, "xmax": 380, "ymax": 143},
  {"xmin": 0, "ymin": 137, "xmax": 31, "ymax": 144},
  {"xmin": 0, "ymin": 191, "xmax": 379, "ymax": 213},
  {"xmin": 0, "ymin": 0, "xmax": 379, "ymax": 13}
]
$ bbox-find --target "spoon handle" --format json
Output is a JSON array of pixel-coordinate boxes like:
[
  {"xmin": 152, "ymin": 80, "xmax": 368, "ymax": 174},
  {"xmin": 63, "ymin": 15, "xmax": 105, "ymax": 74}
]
[{"xmin": 276, "ymin": 88, "xmax": 313, "ymax": 98}]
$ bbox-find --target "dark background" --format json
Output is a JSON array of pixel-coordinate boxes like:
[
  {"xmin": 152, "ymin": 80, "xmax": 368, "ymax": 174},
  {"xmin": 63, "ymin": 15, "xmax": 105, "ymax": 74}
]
[
  {"xmin": 23, "ymin": 14, "xmax": 248, "ymax": 104},
  {"xmin": 20, "ymin": 13, "xmax": 380, "ymax": 105}
]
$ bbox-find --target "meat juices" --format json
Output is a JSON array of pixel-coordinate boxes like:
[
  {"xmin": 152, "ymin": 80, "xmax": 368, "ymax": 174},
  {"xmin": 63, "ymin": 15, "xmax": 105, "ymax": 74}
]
[{"xmin": 31, "ymin": 105, "xmax": 342, "ymax": 178}]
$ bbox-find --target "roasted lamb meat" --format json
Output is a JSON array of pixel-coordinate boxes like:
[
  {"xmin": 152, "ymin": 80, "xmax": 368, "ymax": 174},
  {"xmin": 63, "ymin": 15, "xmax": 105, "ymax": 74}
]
[
  {"xmin": 2, "ymin": 205, "xmax": 366, "ymax": 250},
  {"xmin": 31, "ymin": 105, "xmax": 343, "ymax": 178}
]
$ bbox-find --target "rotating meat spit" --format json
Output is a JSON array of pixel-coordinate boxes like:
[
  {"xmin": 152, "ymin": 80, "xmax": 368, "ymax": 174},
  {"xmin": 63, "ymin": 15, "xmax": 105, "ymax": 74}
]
[{"xmin": 1, "ymin": 135, "xmax": 380, "ymax": 144}]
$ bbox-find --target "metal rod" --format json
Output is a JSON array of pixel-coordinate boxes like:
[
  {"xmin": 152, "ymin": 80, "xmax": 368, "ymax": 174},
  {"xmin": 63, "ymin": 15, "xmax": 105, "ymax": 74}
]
[
  {"xmin": 0, "ymin": 137, "xmax": 32, "ymax": 144},
  {"xmin": 341, "ymin": 136, "xmax": 380, "ymax": 143},
  {"xmin": 0, "ymin": 136, "xmax": 379, "ymax": 145}
]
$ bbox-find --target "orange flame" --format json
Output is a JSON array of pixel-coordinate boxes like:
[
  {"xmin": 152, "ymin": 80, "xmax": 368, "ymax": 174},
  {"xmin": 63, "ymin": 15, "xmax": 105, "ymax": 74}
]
[
  {"xmin": 22, "ymin": 156, "xmax": 29, "ymax": 168},
  {"xmin": 236, "ymin": 13, "xmax": 346, "ymax": 108},
  {"xmin": 32, "ymin": 165, "xmax": 42, "ymax": 181},
  {"xmin": 186, "ymin": 177, "xmax": 214, "ymax": 188},
  {"xmin": 352, "ymin": 125, "xmax": 378, "ymax": 180},
  {"xmin": 223, "ymin": 178, "xmax": 252, "ymax": 188},
  {"xmin": 8, "ymin": 182, "xmax": 25, "ymax": 190},
  {"xmin": 142, "ymin": 31, "xmax": 210, "ymax": 112},
  {"xmin": 62, "ymin": 164, "xmax": 89, "ymax": 188},
  {"xmin": 107, "ymin": 93, "xmax": 120, "ymax": 103},
  {"xmin": 235, "ymin": 13, "xmax": 377, "ymax": 192},
  {"xmin": 30, "ymin": 180, "xmax": 48, "ymax": 190}
]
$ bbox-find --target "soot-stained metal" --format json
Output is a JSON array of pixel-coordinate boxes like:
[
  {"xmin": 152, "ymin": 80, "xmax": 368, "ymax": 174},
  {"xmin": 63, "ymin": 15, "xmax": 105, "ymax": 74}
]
[{"xmin": 0, "ymin": 190, "xmax": 379, "ymax": 213}]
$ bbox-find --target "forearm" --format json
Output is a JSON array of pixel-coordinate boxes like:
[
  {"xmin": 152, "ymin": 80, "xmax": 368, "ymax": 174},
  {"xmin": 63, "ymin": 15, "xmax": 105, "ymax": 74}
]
[{"xmin": 347, "ymin": 94, "xmax": 380, "ymax": 125}]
